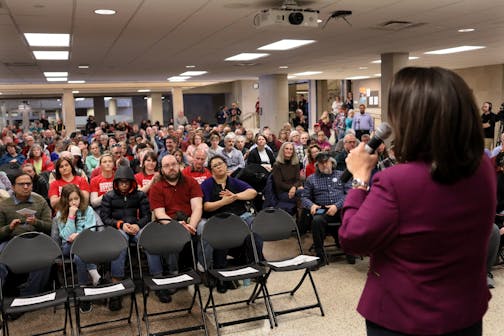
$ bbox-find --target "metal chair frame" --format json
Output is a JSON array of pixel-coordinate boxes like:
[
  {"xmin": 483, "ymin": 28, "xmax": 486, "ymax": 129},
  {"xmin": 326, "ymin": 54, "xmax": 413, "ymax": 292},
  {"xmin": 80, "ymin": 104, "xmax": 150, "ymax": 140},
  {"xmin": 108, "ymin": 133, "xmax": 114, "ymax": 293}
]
[{"xmin": 136, "ymin": 219, "xmax": 208, "ymax": 336}]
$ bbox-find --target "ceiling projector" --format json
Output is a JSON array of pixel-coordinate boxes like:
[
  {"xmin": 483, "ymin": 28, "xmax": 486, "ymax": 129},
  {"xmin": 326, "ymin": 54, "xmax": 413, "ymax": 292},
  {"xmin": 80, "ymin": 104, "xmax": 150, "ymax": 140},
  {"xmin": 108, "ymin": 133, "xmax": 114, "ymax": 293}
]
[{"xmin": 254, "ymin": 7, "xmax": 320, "ymax": 28}]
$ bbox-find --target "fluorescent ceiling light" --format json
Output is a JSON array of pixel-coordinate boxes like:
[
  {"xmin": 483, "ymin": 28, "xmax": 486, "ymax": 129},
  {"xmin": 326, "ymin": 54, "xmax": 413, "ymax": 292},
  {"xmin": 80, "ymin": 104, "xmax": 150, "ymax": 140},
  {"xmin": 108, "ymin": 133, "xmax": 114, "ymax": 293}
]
[
  {"xmin": 371, "ymin": 56, "xmax": 420, "ymax": 64},
  {"xmin": 24, "ymin": 33, "xmax": 70, "ymax": 47},
  {"xmin": 179, "ymin": 71, "xmax": 207, "ymax": 76},
  {"xmin": 279, "ymin": 66, "xmax": 289, "ymax": 69},
  {"xmin": 94, "ymin": 9, "xmax": 116, "ymax": 15},
  {"xmin": 317, "ymin": 19, "xmax": 323, "ymax": 23},
  {"xmin": 293, "ymin": 71, "xmax": 322, "ymax": 76},
  {"xmin": 33, "ymin": 51, "xmax": 69, "ymax": 60},
  {"xmin": 168, "ymin": 76, "xmax": 190, "ymax": 82},
  {"xmin": 185, "ymin": 65, "xmax": 196, "ymax": 68},
  {"xmin": 359, "ymin": 67, "xmax": 368, "ymax": 70},
  {"xmin": 374, "ymin": 74, "xmax": 382, "ymax": 77},
  {"xmin": 44, "ymin": 72, "xmax": 68, "ymax": 77},
  {"xmin": 104, "ymin": 97, "xmax": 112, "ymax": 100},
  {"xmin": 68, "ymin": 80, "xmax": 86, "ymax": 84},
  {"xmin": 137, "ymin": 89, "xmax": 151, "ymax": 92},
  {"xmin": 72, "ymin": 90, "xmax": 80, "ymax": 94},
  {"xmin": 258, "ymin": 39, "xmax": 316, "ymax": 51},
  {"xmin": 75, "ymin": 98, "xmax": 85, "ymax": 102},
  {"xmin": 458, "ymin": 28, "xmax": 475, "ymax": 33},
  {"xmin": 425, "ymin": 46, "xmax": 485, "ymax": 55},
  {"xmin": 346, "ymin": 76, "xmax": 371, "ymax": 80},
  {"xmin": 287, "ymin": 75, "xmax": 297, "ymax": 79},
  {"xmin": 46, "ymin": 77, "xmax": 67, "ymax": 82},
  {"xmin": 78, "ymin": 65, "xmax": 89, "ymax": 69},
  {"xmin": 225, "ymin": 53, "xmax": 269, "ymax": 61}
]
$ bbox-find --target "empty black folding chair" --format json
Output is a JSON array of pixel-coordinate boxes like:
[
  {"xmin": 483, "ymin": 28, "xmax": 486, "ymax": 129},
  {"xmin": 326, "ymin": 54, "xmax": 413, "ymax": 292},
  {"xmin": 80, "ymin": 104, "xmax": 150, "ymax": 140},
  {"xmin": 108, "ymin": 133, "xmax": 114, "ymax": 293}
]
[
  {"xmin": 250, "ymin": 208, "xmax": 325, "ymax": 325},
  {"xmin": 0, "ymin": 232, "xmax": 73, "ymax": 336},
  {"xmin": 70, "ymin": 226, "xmax": 141, "ymax": 336},
  {"xmin": 137, "ymin": 219, "xmax": 208, "ymax": 336},
  {"xmin": 200, "ymin": 213, "xmax": 274, "ymax": 336}
]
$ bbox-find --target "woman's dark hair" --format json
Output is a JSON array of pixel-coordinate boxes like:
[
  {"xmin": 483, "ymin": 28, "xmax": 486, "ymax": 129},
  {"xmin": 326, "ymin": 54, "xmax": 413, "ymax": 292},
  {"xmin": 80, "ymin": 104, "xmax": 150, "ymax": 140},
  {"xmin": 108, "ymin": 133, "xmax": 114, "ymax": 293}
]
[
  {"xmin": 142, "ymin": 150, "xmax": 158, "ymax": 175},
  {"xmin": 54, "ymin": 157, "xmax": 77, "ymax": 180},
  {"xmin": 208, "ymin": 155, "xmax": 227, "ymax": 171},
  {"xmin": 58, "ymin": 184, "xmax": 87, "ymax": 223},
  {"xmin": 307, "ymin": 144, "xmax": 321, "ymax": 163},
  {"xmin": 388, "ymin": 67, "xmax": 484, "ymax": 184}
]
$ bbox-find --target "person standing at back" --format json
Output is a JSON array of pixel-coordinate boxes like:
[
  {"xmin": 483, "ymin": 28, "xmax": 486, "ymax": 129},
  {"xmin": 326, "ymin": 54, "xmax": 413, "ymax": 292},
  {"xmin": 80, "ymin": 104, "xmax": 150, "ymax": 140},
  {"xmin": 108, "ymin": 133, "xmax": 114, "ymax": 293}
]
[{"xmin": 340, "ymin": 67, "xmax": 495, "ymax": 336}]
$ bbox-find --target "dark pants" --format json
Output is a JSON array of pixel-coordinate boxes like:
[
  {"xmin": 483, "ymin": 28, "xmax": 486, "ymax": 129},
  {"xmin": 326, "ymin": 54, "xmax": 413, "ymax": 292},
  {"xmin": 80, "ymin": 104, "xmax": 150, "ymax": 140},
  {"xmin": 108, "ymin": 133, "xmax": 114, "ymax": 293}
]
[
  {"xmin": 355, "ymin": 129, "xmax": 370, "ymax": 141},
  {"xmin": 312, "ymin": 213, "xmax": 340, "ymax": 257},
  {"xmin": 366, "ymin": 320, "xmax": 482, "ymax": 336}
]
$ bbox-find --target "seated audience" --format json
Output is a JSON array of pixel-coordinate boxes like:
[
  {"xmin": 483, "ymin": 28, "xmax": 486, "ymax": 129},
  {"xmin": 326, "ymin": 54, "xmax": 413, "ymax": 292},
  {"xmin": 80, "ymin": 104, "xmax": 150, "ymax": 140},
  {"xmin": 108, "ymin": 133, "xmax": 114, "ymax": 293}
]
[
  {"xmin": 49, "ymin": 157, "xmax": 90, "ymax": 210},
  {"xmin": 0, "ymin": 143, "xmax": 25, "ymax": 165},
  {"xmin": 181, "ymin": 148, "xmax": 212, "ymax": 185}
]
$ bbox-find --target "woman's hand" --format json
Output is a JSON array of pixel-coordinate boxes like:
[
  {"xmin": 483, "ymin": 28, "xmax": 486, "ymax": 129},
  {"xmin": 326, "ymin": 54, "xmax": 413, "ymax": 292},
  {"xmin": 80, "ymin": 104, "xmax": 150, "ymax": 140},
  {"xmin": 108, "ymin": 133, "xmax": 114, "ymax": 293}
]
[
  {"xmin": 69, "ymin": 206, "xmax": 78, "ymax": 218},
  {"xmin": 345, "ymin": 142, "xmax": 378, "ymax": 182},
  {"xmin": 67, "ymin": 233, "xmax": 78, "ymax": 243},
  {"xmin": 288, "ymin": 186, "xmax": 296, "ymax": 199}
]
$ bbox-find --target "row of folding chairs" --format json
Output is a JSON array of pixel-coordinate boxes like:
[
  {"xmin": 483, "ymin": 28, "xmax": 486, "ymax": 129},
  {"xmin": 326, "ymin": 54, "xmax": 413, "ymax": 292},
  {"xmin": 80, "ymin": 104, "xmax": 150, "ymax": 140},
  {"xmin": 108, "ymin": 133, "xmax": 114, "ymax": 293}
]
[{"xmin": 0, "ymin": 208, "xmax": 325, "ymax": 336}]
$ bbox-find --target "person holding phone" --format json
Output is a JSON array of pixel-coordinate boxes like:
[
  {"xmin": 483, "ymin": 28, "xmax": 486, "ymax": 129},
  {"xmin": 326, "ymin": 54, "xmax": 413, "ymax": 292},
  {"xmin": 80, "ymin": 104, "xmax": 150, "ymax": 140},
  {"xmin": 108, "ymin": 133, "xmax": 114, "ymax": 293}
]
[{"xmin": 301, "ymin": 152, "xmax": 351, "ymax": 268}]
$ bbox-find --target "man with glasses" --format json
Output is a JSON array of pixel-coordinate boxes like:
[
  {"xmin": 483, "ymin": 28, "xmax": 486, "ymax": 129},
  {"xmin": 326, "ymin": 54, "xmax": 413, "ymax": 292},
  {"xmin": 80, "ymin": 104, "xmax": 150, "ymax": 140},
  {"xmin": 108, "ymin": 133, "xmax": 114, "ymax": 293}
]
[
  {"xmin": 149, "ymin": 155, "xmax": 203, "ymax": 301},
  {"xmin": 335, "ymin": 133, "xmax": 357, "ymax": 171},
  {"xmin": 0, "ymin": 172, "xmax": 53, "ymax": 301}
]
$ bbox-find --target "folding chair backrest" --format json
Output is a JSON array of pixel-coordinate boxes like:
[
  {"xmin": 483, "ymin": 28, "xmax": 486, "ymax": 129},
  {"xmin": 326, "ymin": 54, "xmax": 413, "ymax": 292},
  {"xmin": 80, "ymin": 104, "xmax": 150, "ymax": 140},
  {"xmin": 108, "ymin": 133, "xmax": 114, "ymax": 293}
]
[
  {"xmin": 71, "ymin": 226, "xmax": 127, "ymax": 264},
  {"xmin": 202, "ymin": 213, "xmax": 250, "ymax": 250},
  {"xmin": 138, "ymin": 220, "xmax": 190, "ymax": 255},
  {"xmin": 253, "ymin": 208, "xmax": 297, "ymax": 242},
  {"xmin": 0, "ymin": 232, "xmax": 62, "ymax": 274}
]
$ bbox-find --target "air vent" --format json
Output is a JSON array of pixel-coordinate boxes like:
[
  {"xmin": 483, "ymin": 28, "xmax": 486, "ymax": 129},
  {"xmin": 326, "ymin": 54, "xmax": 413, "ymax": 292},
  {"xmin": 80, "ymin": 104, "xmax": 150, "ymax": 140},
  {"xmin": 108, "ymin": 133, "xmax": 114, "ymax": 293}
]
[
  {"xmin": 375, "ymin": 20, "xmax": 426, "ymax": 31},
  {"xmin": 3, "ymin": 62, "xmax": 38, "ymax": 67}
]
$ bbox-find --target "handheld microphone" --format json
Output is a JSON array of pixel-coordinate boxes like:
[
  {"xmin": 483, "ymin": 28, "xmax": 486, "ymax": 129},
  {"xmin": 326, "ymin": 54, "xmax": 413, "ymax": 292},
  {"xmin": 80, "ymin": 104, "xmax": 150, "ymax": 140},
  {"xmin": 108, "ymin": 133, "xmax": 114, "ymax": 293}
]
[{"xmin": 340, "ymin": 122, "xmax": 392, "ymax": 183}]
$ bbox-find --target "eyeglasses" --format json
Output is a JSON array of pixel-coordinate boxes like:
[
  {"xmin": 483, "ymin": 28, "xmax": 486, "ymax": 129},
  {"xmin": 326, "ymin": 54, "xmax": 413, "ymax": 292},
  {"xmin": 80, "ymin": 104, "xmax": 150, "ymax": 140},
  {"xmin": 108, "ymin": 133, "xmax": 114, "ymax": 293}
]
[
  {"xmin": 345, "ymin": 141, "xmax": 356, "ymax": 144},
  {"xmin": 211, "ymin": 161, "xmax": 225, "ymax": 169},
  {"xmin": 16, "ymin": 182, "xmax": 33, "ymax": 187},
  {"xmin": 111, "ymin": 143, "xmax": 122, "ymax": 148}
]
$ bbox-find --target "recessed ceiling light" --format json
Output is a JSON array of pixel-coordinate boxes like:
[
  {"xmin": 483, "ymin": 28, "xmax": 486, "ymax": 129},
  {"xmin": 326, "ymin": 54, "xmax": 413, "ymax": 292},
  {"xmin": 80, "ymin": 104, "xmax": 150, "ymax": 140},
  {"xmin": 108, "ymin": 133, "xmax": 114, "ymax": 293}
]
[
  {"xmin": 185, "ymin": 65, "xmax": 196, "ymax": 68},
  {"xmin": 359, "ymin": 67, "xmax": 368, "ymax": 70},
  {"xmin": 225, "ymin": 53, "xmax": 269, "ymax": 61},
  {"xmin": 46, "ymin": 77, "xmax": 67, "ymax": 82},
  {"xmin": 409, "ymin": 56, "xmax": 419, "ymax": 60},
  {"xmin": 0, "ymin": 92, "xmax": 3, "ymax": 95},
  {"xmin": 374, "ymin": 74, "xmax": 382, "ymax": 77},
  {"xmin": 425, "ymin": 46, "xmax": 485, "ymax": 55},
  {"xmin": 78, "ymin": 65, "xmax": 89, "ymax": 69},
  {"xmin": 75, "ymin": 97, "xmax": 85, "ymax": 102},
  {"xmin": 279, "ymin": 66, "xmax": 289, "ymax": 69},
  {"xmin": 24, "ymin": 33, "xmax": 70, "ymax": 47},
  {"xmin": 371, "ymin": 60, "xmax": 381, "ymax": 64},
  {"xmin": 68, "ymin": 80, "xmax": 86, "ymax": 84},
  {"xmin": 293, "ymin": 71, "xmax": 322, "ymax": 76},
  {"xmin": 287, "ymin": 75, "xmax": 297, "ymax": 79},
  {"xmin": 137, "ymin": 89, "xmax": 151, "ymax": 92},
  {"xmin": 168, "ymin": 76, "xmax": 191, "ymax": 82},
  {"xmin": 104, "ymin": 97, "xmax": 112, "ymax": 100},
  {"xmin": 94, "ymin": 9, "xmax": 116, "ymax": 15},
  {"xmin": 346, "ymin": 76, "xmax": 371, "ymax": 80},
  {"xmin": 72, "ymin": 90, "xmax": 80, "ymax": 94},
  {"xmin": 258, "ymin": 39, "xmax": 316, "ymax": 51},
  {"xmin": 458, "ymin": 28, "xmax": 475, "ymax": 33},
  {"xmin": 179, "ymin": 71, "xmax": 207, "ymax": 76},
  {"xmin": 33, "ymin": 51, "xmax": 69, "ymax": 60},
  {"xmin": 317, "ymin": 19, "xmax": 323, "ymax": 23},
  {"xmin": 44, "ymin": 72, "xmax": 68, "ymax": 77}
]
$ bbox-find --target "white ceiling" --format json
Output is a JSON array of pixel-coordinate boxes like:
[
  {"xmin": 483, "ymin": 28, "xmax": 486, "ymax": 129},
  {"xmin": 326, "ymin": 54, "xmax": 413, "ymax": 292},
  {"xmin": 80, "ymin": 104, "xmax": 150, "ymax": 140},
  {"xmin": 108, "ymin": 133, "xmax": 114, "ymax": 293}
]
[{"xmin": 0, "ymin": 0, "xmax": 503, "ymax": 95}]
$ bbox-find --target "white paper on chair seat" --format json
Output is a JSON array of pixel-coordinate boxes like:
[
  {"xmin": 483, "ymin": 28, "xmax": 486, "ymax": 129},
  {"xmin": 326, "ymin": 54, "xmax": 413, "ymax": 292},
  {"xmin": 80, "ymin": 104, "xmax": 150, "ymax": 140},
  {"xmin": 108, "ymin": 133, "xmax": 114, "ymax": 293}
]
[
  {"xmin": 152, "ymin": 274, "xmax": 193, "ymax": 285},
  {"xmin": 84, "ymin": 283, "xmax": 125, "ymax": 296},
  {"xmin": 218, "ymin": 267, "xmax": 259, "ymax": 277},
  {"xmin": 268, "ymin": 255, "xmax": 319, "ymax": 268},
  {"xmin": 11, "ymin": 292, "xmax": 56, "ymax": 307}
]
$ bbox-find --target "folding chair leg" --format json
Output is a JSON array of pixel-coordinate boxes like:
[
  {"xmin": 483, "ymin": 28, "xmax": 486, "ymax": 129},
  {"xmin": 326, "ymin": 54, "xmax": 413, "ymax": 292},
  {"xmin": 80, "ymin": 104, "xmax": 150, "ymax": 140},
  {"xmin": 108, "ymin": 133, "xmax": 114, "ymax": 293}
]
[
  {"xmin": 133, "ymin": 295, "xmax": 141, "ymax": 336},
  {"xmin": 207, "ymin": 288, "xmax": 221, "ymax": 336},
  {"xmin": 307, "ymin": 271, "xmax": 325, "ymax": 316},
  {"xmin": 195, "ymin": 286, "xmax": 209, "ymax": 336},
  {"xmin": 74, "ymin": 298, "xmax": 82, "ymax": 336},
  {"xmin": 246, "ymin": 280, "xmax": 261, "ymax": 304},
  {"xmin": 290, "ymin": 269, "xmax": 309, "ymax": 295},
  {"xmin": 259, "ymin": 279, "xmax": 275, "ymax": 328},
  {"xmin": 143, "ymin": 289, "xmax": 151, "ymax": 336},
  {"xmin": 188, "ymin": 288, "xmax": 197, "ymax": 313}
]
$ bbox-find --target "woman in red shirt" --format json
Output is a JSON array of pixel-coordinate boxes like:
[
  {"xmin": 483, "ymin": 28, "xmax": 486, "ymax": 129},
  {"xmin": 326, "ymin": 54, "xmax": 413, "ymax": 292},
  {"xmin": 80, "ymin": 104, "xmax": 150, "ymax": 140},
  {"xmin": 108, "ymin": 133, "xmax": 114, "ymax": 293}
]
[
  {"xmin": 49, "ymin": 157, "xmax": 90, "ymax": 210},
  {"xmin": 90, "ymin": 153, "xmax": 115, "ymax": 208},
  {"xmin": 134, "ymin": 150, "xmax": 159, "ymax": 195}
]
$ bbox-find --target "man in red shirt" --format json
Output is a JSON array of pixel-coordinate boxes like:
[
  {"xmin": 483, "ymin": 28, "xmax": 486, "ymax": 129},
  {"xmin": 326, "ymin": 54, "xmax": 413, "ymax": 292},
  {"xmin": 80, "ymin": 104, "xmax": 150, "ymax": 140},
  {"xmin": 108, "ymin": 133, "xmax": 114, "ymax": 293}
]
[
  {"xmin": 181, "ymin": 148, "xmax": 212, "ymax": 185},
  {"xmin": 149, "ymin": 154, "xmax": 203, "ymax": 275}
]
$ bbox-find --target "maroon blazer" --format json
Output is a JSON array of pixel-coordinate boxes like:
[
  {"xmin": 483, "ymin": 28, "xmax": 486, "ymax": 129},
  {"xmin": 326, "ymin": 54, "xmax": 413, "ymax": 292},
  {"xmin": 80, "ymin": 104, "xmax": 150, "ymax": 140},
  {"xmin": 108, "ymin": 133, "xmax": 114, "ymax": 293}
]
[{"xmin": 340, "ymin": 157, "xmax": 495, "ymax": 335}]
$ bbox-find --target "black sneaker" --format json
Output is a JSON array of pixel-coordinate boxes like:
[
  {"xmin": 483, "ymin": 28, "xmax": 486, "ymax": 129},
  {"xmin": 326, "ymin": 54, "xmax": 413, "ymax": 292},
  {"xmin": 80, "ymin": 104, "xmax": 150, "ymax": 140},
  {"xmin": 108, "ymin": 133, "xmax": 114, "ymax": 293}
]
[
  {"xmin": 216, "ymin": 280, "xmax": 228, "ymax": 294},
  {"xmin": 311, "ymin": 258, "xmax": 326, "ymax": 272},
  {"xmin": 79, "ymin": 301, "xmax": 92, "ymax": 313},
  {"xmin": 108, "ymin": 296, "xmax": 122, "ymax": 311},
  {"xmin": 155, "ymin": 290, "xmax": 172, "ymax": 303}
]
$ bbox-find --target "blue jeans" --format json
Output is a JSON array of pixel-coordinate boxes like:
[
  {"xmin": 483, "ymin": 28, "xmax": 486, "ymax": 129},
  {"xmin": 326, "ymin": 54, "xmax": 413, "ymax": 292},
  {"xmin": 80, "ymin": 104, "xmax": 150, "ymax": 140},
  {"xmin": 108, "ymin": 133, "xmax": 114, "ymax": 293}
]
[
  {"xmin": 111, "ymin": 229, "xmax": 163, "ymax": 278},
  {"xmin": 62, "ymin": 242, "xmax": 96, "ymax": 285},
  {"xmin": 0, "ymin": 241, "xmax": 52, "ymax": 296}
]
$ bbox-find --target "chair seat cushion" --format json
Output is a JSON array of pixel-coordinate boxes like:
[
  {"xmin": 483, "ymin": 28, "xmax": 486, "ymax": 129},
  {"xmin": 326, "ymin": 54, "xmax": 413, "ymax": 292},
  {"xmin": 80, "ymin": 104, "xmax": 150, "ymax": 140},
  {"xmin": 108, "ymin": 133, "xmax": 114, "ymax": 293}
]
[
  {"xmin": 143, "ymin": 269, "xmax": 201, "ymax": 290},
  {"xmin": 74, "ymin": 278, "xmax": 135, "ymax": 301},
  {"xmin": 4, "ymin": 288, "xmax": 68, "ymax": 314}
]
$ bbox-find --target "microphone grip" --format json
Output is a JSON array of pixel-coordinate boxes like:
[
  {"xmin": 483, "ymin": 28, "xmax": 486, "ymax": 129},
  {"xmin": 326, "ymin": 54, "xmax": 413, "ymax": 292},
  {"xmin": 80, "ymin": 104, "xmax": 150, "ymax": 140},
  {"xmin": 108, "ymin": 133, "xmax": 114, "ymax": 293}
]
[{"xmin": 340, "ymin": 168, "xmax": 353, "ymax": 183}]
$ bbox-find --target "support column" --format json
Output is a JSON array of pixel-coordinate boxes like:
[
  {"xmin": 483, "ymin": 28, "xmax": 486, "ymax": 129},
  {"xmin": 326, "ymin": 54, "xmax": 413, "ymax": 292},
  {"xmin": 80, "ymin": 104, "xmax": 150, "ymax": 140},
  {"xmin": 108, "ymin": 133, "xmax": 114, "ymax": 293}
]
[
  {"xmin": 108, "ymin": 98, "xmax": 117, "ymax": 116},
  {"xmin": 259, "ymin": 74, "xmax": 288, "ymax": 131},
  {"xmin": 148, "ymin": 93, "xmax": 164, "ymax": 126},
  {"xmin": 93, "ymin": 97, "xmax": 106, "ymax": 123},
  {"xmin": 381, "ymin": 52, "xmax": 409, "ymax": 122},
  {"xmin": 316, "ymin": 80, "xmax": 329, "ymax": 113},
  {"xmin": 171, "ymin": 88, "xmax": 184, "ymax": 124},
  {"xmin": 62, "ymin": 89, "xmax": 76, "ymax": 132},
  {"xmin": 0, "ymin": 103, "xmax": 6, "ymax": 130}
]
